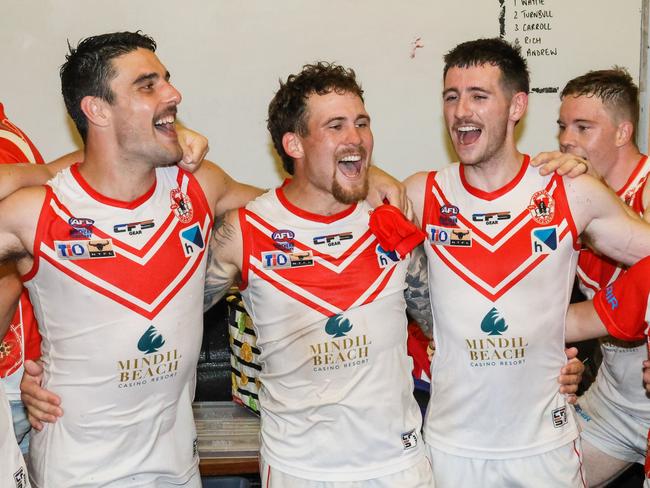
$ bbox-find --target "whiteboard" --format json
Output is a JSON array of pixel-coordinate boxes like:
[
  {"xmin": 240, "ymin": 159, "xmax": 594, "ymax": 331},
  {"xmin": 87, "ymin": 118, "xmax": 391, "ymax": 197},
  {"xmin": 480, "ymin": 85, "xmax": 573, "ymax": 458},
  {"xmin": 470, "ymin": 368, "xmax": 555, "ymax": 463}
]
[{"xmin": 0, "ymin": 0, "xmax": 645, "ymax": 189}]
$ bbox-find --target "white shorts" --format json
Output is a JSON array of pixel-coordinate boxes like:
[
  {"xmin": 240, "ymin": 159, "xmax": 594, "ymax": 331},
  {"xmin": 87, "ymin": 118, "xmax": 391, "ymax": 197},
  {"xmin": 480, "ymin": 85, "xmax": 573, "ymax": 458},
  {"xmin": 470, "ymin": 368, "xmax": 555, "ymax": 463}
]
[
  {"xmin": 576, "ymin": 388, "xmax": 648, "ymax": 464},
  {"xmin": 1, "ymin": 385, "xmax": 30, "ymax": 488},
  {"xmin": 260, "ymin": 455, "xmax": 433, "ymax": 488},
  {"xmin": 427, "ymin": 440, "xmax": 585, "ymax": 488}
]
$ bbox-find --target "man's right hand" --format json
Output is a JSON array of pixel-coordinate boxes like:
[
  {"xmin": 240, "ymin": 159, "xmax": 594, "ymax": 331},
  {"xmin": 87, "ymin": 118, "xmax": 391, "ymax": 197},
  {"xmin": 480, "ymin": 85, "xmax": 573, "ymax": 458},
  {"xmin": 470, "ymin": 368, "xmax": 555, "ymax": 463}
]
[{"xmin": 20, "ymin": 359, "xmax": 63, "ymax": 430}]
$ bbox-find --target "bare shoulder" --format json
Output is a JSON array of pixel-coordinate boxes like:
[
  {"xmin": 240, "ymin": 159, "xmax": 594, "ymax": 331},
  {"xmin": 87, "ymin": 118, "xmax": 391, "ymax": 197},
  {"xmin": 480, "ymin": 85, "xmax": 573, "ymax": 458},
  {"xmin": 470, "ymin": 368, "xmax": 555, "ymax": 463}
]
[
  {"xmin": 0, "ymin": 186, "xmax": 47, "ymax": 225},
  {"xmin": 403, "ymin": 171, "xmax": 430, "ymax": 221},
  {"xmin": 193, "ymin": 159, "xmax": 263, "ymax": 217}
]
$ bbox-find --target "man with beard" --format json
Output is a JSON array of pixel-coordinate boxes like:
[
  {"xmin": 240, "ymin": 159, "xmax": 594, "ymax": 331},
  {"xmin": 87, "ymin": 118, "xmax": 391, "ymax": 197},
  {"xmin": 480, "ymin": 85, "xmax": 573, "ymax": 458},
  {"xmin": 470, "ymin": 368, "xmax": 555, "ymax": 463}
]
[
  {"xmin": 557, "ymin": 68, "xmax": 650, "ymax": 486},
  {"xmin": 404, "ymin": 38, "xmax": 650, "ymax": 487},
  {"xmin": 202, "ymin": 61, "xmax": 433, "ymax": 487}
]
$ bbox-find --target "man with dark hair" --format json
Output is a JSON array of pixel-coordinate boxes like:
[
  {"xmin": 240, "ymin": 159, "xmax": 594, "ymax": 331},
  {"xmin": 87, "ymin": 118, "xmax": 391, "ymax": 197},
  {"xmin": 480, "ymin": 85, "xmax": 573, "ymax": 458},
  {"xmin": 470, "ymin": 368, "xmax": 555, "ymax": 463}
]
[
  {"xmin": 404, "ymin": 38, "xmax": 650, "ymax": 487},
  {"xmin": 0, "ymin": 31, "xmax": 262, "ymax": 487},
  {"xmin": 203, "ymin": 61, "xmax": 433, "ymax": 487},
  {"xmin": 558, "ymin": 68, "xmax": 650, "ymax": 486}
]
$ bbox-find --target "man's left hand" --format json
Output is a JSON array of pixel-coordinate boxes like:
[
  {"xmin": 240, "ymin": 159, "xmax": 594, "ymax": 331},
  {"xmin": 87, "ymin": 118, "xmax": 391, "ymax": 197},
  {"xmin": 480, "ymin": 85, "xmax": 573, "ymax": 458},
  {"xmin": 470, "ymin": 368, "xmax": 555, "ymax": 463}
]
[
  {"xmin": 531, "ymin": 151, "xmax": 595, "ymax": 179},
  {"xmin": 177, "ymin": 125, "xmax": 209, "ymax": 173},
  {"xmin": 559, "ymin": 347, "xmax": 584, "ymax": 404}
]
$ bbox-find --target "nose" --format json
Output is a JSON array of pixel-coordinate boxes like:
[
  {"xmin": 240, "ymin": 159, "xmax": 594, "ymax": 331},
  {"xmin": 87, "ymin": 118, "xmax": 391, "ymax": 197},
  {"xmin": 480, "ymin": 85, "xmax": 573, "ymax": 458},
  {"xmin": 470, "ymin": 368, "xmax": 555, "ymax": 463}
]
[
  {"xmin": 558, "ymin": 127, "xmax": 574, "ymax": 153},
  {"xmin": 454, "ymin": 95, "xmax": 472, "ymax": 120},
  {"xmin": 164, "ymin": 81, "xmax": 182, "ymax": 106},
  {"xmin": 344, "ymin": 126, "xmax": 363, "ymax": 146}
]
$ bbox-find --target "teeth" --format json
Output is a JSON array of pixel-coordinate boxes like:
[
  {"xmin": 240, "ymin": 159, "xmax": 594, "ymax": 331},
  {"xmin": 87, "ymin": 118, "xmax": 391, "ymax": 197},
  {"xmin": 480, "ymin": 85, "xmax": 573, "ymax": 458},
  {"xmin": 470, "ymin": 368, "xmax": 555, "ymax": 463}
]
[
  {"xmin": 340, "ymin": 155, "xmax": 361, "ymax": 162},
  {"xmin": 458, "ymin": 126, "xmax": 480, "ymax": 132},
  {"xmin": 155, "ymin": 115, "xmax": 176, "ymax": 126}
]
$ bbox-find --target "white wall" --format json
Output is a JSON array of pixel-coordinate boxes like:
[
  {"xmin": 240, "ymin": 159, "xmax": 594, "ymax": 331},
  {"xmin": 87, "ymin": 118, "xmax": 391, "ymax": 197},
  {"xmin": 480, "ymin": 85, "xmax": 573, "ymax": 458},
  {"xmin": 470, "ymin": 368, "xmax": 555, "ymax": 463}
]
[{"xmin": 0, "ymin": 0, "xmax": 645, "ymax": 189}]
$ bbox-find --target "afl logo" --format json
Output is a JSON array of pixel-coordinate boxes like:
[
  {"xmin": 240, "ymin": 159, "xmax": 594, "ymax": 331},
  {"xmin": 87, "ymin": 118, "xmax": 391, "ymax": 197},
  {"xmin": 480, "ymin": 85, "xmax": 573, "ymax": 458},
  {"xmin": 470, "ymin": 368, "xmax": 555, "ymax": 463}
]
[
  {"xmin": 527, "ymin": 190, "xmax": 555, "ymax": 225},
  {"xmin": 272, "ymin": 229, "xmax": 295, "ymax": 251},
  {"xmin": 170, "ymin": 188, "xmax": 194, "ymax": 223}
]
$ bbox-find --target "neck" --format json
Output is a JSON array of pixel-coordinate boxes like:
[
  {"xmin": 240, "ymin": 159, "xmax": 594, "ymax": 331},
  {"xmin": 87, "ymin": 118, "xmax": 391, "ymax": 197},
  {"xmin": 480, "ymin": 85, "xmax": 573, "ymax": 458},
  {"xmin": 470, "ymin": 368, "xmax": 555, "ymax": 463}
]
[
  {"xmin": 598, "ymin": 144, "xmax": 644, "ymax": 192},
  {"xmin": 462, "ymin": 144, "xmax": 524, "ymax": 193},
  {"xmin": 79, "ymin": 137, "xmax": 157, "ymax": 202},
  {"xmin": 282, "ymin": 179, "xmax": 353, "ymax": 216}
]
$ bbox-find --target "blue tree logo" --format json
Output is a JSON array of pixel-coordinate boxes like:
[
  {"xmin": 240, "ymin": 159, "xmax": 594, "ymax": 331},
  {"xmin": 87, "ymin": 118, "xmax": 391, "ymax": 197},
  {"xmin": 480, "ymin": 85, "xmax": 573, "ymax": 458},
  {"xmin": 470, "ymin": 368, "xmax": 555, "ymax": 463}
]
[
  {"xmin": 138, "ymin": 325, "xmax": 166, "ymax": 354},
  {"xmin": 325, "ymin": 314, "xmax": 353, "ymax": 338},
  {"xmin": 481, "ymin": 307, "xmax": 508, "ymax": 336}
]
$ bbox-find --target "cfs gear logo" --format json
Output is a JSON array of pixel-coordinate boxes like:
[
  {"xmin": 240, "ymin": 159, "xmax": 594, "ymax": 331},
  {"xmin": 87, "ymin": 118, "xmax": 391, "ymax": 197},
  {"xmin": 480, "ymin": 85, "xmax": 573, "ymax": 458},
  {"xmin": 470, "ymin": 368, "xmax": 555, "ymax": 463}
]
[
  {"xmin": 426, "ymin": 225, "xmax": 472, "ymax": 247},
  {"xmin": 439, "ymin": 205, "xmax": 459, "ymax": 225},
  {"xmin": 13, "ymin": 466, "xmax": 26, "ymax": 488},
  {"xmin": 68, "ymin": 217, "xmax": 94, "ymax": 238},
  {"xmin": 313, "ymin": 232, "xmax": 353, "ymax": 247},
  {"xmin": 272, "ymin": 229, "xmax": 295, "ymax": 251},
  {"xmin": 137, "ymin": 325, "xmax": 166, "ymax": 354},
  {"xmin": 179, "ymin": 223, "xmax": 205, "ymax": 257},
  {"xmin": 170, "ymin": 188, "xmax": 193, "ymax": 223},
  {"xmin": 481, "ymin": 307, "xmax": 508, "ymax": 336},
  {"xmin": 261, "ymin": 250, "xmax": 314, "ymax": 269},
  {"xmin": 472, "ymin": 212, "xmax": 511, "ymax": 225},
  {"xmin": 325, "ymin": 314, "xmax": 353, "ymax": 338},
  {"xmin": 114, "ymin": 219, "xmax": 155, "ymax": 236},
  {"xmin": 527, "ymin": 190, "xmax": 555, "ymax": 225},
  {"xmin": 376, "ymin": 244, "xmax": 399, "ymax": 268},
  {"xmin": 401, "ymin": 429, "xmax": 418, "ymax": 451},
  {"xmin": 552, "ymin": 406, "xmax": 568, "ymax": 428},
  {"xmin": 531, "ymin": 226, "xmax": 558, "ymax": 254}
]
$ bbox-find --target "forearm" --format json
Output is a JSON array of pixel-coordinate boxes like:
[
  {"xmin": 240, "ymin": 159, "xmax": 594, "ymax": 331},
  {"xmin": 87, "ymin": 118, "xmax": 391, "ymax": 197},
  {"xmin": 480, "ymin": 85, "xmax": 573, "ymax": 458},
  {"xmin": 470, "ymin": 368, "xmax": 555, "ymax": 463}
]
[
  {"xmin": 404, "ymin": 244, "xmax": 434, "ymax": 338},
  {"xmin": 203, "ymin": 217, "xmax": 240, "ymax": 311},
  {"xmin": 565, "ymin": 300, "xmax": 608, "ymax": 342}
]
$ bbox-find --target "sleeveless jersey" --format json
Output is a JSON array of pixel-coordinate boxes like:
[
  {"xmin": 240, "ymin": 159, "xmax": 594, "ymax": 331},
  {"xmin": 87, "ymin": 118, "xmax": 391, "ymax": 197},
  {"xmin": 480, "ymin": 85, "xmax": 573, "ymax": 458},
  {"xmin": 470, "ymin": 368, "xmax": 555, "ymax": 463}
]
[
  {"xmin": 239, "ymin": 188, "xmax": 424, "ymax": 481},
  {"xmin": 23, "ymin": 164, "xmax": 211, "ymax": 487},
  {"xmin": 0, "ymin": 103, "xmax": 44, "ymax": 401},
  {"xmin": 422, "ymin": 157, "xmax": 580, "ymax": 459},
  {"xmin": 576, "ymin": 154, "xmax": 650, "ymax": 420}
]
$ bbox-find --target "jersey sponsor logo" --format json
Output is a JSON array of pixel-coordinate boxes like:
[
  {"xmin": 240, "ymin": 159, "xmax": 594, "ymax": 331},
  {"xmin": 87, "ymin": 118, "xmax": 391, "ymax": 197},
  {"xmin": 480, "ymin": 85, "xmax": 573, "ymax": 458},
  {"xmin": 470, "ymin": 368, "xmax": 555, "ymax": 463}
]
[
  {"xmin": 179, "ymin": 223, "xmax": 205, "ymax": 257},
  {"xmin": 87, "ymin": 239, "xmax": 115, "ymax": 258},
  {"xmin": 261, "ymin": 250, "xmax": 314, "ymax": 269},
  {"xmin": 118, "ymin": 325, "xmax": 181, "ymax": 389},
  {"xmin": 68, "ymin": 217, "xmax": 94, "ymax": 238},
  {"xmin": 313, "ymin": 232, "xmax": 353, "ymax": 247},
  {"xmin": 527, "ymin": 190, "xmax": 555, "ymax": 225},
  {"xmin": 531, "ymin": 226, "xmax": 558, "ymax": 254},
  {"xmin": 170, "ymin": 188, "xmax": 193, "ymax": 223},
  {"xmin": 311, "ymin": 314, "xmax": 371, "ymax": 372},
  {"xmin": 138, "ymin": 325, "xmax": 166, "ymax": 354},
  {"xmin": 574, "ymin": 403, "xmax": 592, "ymax": 422},
  {"xmin": 376, "ymin": 244, "xmax": 399, "ymax": 268},
  {"xmin": 552, "ymin": 406, "xmax": 568, "ymax": 428},
  {"xmin": 401, "ymin": 429, "xmax": 418, "ymax": 451},
  {"xmin": 440, "ymin": 205, "xmax": 460, "ymax": 225},
  {"xmin": 427, "ymin": 225, "xmax": 472, "ymax": 247},
  {"xmin": 272, "ymin": 229, "xmax": 295, "ymax": 251},
  {"xmin": 113, "ymin": 219, "xmax": 155, "ymax": 236},
  {"xmin": 472, "ymin": 211, "xmax": 511, "ymax": 225},
  {"xmin": 603, "ymin": 284, "xmax": 618, "ymax": 310},
  {"xmin": 465, "ymin": 308, "xmax": 528, "ymax": 368}
]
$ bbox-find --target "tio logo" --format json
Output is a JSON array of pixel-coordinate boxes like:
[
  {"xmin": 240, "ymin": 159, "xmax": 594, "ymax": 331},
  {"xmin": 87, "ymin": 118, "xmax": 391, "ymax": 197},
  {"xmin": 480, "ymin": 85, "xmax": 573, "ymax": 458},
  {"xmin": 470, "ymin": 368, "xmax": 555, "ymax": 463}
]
[{"xmin": 55, "ymin": 241, "xmax": 88, "ymax": 260}]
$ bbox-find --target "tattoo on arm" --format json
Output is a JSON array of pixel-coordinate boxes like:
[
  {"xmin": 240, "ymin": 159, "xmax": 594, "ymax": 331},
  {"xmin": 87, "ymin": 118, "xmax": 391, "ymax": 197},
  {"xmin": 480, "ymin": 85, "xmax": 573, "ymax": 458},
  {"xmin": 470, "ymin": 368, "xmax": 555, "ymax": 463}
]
[
  {"xmin": 404, "ymin": 244, "xmax": 434, "ymax": 338},
  {"xmin": 203, "ymin": 219, "xmax": 238, "ymax": 311}
]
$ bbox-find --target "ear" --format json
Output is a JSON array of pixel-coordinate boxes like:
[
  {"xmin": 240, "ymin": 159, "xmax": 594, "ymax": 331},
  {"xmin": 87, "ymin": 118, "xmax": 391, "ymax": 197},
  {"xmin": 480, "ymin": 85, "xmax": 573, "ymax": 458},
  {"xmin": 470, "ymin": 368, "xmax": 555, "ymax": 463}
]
[
  {"xmin": 282, "ymin": 132, "xmax": 304, "ymax": 160},
  {"xmin": 508, "ymin": 92, "xmax": 528, "ymax": 123},
  {"xmin": 615, "ymin": 120, "xmax": 634, "ymax": 147},
  {"xmin": 80, "ymin": 95, "xmax": 110, "ymax": 129}
]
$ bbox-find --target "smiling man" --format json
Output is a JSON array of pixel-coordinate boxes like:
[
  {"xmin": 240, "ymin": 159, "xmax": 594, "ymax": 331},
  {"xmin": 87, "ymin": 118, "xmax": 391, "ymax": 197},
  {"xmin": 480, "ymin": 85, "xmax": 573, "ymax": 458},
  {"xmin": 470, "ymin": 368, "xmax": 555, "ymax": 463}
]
[
  {"xmin": 404, "ymin": 38, "xmax": 650, "ymax": 487},
  {"xmin": 559, "ymin": 68, "xmax": 650, "ymax": 487},
  {"xmin": 0, "ymin": 31, "xmax": 263, "ymax": 487},
  {"xmin": 203, "ymin": 62, "xmax": 432, "ymax": 487}
]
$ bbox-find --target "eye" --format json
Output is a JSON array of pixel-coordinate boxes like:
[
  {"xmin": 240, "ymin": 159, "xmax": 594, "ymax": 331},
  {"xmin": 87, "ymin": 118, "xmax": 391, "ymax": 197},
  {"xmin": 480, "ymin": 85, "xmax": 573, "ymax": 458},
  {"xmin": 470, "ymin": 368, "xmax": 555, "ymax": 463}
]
[
  {"xmin": 577, "ymin": 124, "xmax": 590, "ymax": 132},
  {"xmin": 557, "ymin": 123, "xmax": 566, "ymax": 132},
  {"xmin": 329, "ymin": 123, "xmax": 342, "ymax": 131},
  {"xmin": 356, "ymin": 120, "xmax": 369, "ymax": 128},
  {"xmin": 473, "ymin": 94, "xmax": 487, "ymax": 100},
  {"xmin": 443, "ymin": 94, "xmax": 458, "ymax": 103}
]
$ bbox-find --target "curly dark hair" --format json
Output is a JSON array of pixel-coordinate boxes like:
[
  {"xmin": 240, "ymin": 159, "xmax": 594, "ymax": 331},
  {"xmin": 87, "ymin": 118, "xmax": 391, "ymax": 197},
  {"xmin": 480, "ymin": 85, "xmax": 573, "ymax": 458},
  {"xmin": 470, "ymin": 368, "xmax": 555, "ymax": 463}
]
[
  {"xmin": 443, "ymin": 38, "xmax": 529, "ymax": 95},
  {"xmin": 561, "ymin": 67, "xmax": 639, "ymax": 128},
  {"xmin": 267, "ymin": 62, "xmax": 364, "ymax": 174},
  {"xmin": 61, "ymin": 31, "xmax": 157, "ymax": 142}
]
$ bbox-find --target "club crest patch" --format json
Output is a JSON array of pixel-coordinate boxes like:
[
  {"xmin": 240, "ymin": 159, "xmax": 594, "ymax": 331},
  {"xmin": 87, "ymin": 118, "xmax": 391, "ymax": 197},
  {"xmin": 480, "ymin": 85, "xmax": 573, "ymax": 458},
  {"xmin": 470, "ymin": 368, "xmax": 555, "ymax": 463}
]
[
  {"xmin": 527, "ymin": 190, "xmax": 555, "ymax": 225},
  {"xmin": 170, "ymin": 188, "xmax": 193, "ymax": 223}
]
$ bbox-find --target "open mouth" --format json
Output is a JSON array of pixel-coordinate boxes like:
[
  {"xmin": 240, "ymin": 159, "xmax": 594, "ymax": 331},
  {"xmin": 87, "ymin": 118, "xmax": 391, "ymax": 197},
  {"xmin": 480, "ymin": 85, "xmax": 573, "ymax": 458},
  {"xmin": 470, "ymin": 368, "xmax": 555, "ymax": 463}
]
[
  {"xmin": 154, "ymin": 112, "xmax": 177, "ymax": 138},
  {"xmin": 456, "ymin": 125, "xmax": 482, "ymax": 145},
  {"xmin": 337, "ymin": 151, "xmax": 366, "ymax": 178}
]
